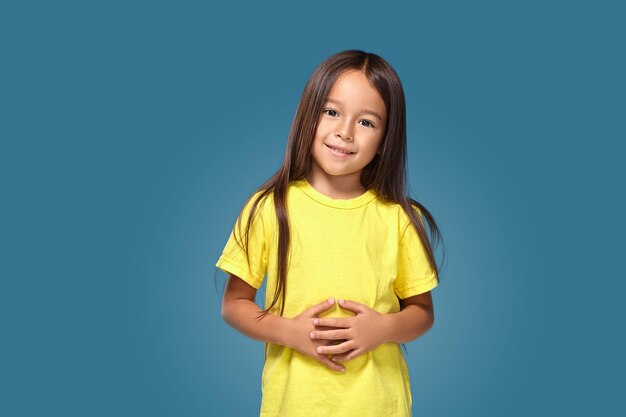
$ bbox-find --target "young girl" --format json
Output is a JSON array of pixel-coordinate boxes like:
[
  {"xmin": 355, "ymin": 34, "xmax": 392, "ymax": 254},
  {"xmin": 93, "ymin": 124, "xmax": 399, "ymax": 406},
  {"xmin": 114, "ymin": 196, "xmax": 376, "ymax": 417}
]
[{"xmin": 215, "ymin": 49, "xmax": 443, "ymax": 417}]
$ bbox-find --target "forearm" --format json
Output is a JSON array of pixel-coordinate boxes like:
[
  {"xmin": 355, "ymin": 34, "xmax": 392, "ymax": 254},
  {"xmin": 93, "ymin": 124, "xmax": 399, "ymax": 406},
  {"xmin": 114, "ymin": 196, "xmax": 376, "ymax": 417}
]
[
  {"xmin": 222, "ymin": 299, "xmax": 291, "ymax": 346},
  {"xmin": 384, "ymin": 304, "xmax": 434, "ymax": 344}
]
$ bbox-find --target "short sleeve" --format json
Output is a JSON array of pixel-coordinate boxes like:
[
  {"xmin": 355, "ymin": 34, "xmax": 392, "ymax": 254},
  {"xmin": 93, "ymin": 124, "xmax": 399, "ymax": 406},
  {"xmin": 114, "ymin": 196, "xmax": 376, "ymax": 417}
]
[
  {"xmin": 394, "ymin": 216, "xmax": 438, "ymax": 299},
  {"xmin": 215, "ymin": 192, "xmax": 269, "ymax": 289}
]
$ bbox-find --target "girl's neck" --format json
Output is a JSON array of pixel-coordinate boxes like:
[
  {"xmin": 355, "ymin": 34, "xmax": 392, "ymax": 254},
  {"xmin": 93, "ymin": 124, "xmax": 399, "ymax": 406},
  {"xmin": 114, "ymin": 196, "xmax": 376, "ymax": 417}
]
[{"xmin": 304, "ymin": 171, "xmax": 366, "ymax": 200}]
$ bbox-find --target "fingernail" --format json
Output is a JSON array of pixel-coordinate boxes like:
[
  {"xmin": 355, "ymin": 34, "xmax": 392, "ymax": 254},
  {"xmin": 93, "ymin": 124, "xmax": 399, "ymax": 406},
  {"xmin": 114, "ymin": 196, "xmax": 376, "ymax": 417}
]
[
  {"xmin": 317, "ymin": 347, "xmax": 323, "ymax": 353},
  {"xmin": 338, "ymin": 299, "xmax": 344, "ymax": 304},
  {"xmin": 328, "ymin": 297, "xmax": 334, "ymax": 304},
  {"xmin": 310, "ymin": 332, "xmax": 315, "ymax": 339},
  {"xmin": 313, "ymin": 319, "xmax": 319, "ymax": 325}
]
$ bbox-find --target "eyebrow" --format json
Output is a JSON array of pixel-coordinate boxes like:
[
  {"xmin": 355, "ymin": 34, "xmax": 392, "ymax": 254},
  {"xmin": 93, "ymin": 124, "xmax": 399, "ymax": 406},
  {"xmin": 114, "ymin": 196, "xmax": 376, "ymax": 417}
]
[{"xmin": 325, "ymin": 98, "xmax": 384, "ymax": 121}]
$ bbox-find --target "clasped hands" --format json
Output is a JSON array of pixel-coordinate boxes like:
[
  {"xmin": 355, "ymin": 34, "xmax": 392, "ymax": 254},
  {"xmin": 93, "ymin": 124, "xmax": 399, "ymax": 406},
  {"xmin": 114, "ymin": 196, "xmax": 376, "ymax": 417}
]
[{"xmin": 287, "ymin": 297, "xmax": 389, "ymax": 373}]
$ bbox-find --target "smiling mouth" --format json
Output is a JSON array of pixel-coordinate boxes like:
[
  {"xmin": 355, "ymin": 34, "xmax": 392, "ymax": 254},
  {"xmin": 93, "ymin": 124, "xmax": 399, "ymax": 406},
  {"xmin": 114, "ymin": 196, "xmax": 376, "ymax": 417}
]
[{"xmin": 325, "ymin": 144, "xmax": 355, "ymax": 155}]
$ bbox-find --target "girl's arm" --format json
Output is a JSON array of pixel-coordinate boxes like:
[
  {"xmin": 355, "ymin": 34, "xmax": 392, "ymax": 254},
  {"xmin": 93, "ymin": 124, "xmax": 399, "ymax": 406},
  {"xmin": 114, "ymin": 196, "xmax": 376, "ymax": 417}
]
[
  {"xmin": 221, "ymin": 274, "xmax": 347, "ymax": 372},
  {"xmin": 385, "ymin": 291, "xmax": 435, "ymax": 344},
  {"xmin": 221, "ymin": 274, "xmax": 291, "ymax": 346}
]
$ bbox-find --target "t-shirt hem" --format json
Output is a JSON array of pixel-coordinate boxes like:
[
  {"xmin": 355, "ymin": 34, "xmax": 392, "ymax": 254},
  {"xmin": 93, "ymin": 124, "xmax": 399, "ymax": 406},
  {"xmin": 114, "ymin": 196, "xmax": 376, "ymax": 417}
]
[{"xmin": 215, "ymin": 255, "xmax": 263, "ymax": 289}]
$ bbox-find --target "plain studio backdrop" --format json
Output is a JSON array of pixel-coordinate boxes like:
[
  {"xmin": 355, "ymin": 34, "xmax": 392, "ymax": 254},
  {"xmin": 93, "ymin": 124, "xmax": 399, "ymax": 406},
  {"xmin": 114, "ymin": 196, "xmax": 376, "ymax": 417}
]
[{"xmin": 1, "ymin": 1, "xmax": 624, "ymax": 416}]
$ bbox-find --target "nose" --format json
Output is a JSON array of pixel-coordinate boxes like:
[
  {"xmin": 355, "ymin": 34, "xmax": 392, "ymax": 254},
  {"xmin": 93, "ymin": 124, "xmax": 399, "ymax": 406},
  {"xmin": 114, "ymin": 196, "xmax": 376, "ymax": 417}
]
[{"xmin": 335, "ymin": 121, "xmax": 354, "ymax": 141}]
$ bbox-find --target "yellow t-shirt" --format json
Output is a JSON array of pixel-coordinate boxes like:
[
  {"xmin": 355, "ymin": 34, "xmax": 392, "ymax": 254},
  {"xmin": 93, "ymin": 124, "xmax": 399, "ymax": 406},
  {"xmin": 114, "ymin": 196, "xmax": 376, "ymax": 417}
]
[{"xmin": 215, "ymin": 177, "xmax": 438, "ymax": 417}]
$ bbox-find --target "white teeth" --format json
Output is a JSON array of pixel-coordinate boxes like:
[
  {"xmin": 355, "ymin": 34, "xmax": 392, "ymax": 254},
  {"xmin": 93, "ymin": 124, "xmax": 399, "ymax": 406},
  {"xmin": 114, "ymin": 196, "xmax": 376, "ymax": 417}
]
[{"xmin": 327, "ymin": 145, "xmax": 352, "ymax": 154}]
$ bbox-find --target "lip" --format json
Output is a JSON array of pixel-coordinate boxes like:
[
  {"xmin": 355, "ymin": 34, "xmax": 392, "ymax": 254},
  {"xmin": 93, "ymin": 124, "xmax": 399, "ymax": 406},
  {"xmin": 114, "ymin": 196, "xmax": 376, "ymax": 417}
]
[{"xmin": 325, "ymin": 143, "xmax": 355, "ymax": 157}]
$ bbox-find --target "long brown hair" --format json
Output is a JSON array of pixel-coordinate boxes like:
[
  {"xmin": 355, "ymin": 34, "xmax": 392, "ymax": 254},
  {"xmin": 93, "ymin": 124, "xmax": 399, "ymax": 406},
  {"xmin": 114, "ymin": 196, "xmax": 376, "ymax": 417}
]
[{"xmin": 227, "ymin": 49, "xmax": 444, "ymax": 320}]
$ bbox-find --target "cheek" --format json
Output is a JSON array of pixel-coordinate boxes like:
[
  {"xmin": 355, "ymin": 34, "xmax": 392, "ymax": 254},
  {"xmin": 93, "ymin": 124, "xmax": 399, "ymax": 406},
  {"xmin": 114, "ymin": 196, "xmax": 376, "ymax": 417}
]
[
  {"xmin": 362, "ymin": 134, "xmax": 383, "ymax": 154},
  {"xmin": 314, "ymin": 120, "xmax": 332, "ymax": 138}
]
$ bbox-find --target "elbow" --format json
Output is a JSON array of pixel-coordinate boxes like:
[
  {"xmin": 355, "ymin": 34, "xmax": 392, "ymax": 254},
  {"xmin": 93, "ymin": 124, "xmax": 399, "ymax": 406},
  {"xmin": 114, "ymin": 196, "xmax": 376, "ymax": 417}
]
[
  {"xmin": 221, "ymin": 300, "xmax": 232, "ymax": 324},
  {"xmin": 427, "ymin": 310, "xmax": 435, "ymax": 331},
  {"xmin": 418, "ymin": 306, "xmax": 435, "ymax": 333},
  {"xmin": 221, "ymin": 298, "xmax": 247, "ymax": 327},
  {"xmin": 416, "ymin": 303, "xmax": 435, "ymax": 331}
]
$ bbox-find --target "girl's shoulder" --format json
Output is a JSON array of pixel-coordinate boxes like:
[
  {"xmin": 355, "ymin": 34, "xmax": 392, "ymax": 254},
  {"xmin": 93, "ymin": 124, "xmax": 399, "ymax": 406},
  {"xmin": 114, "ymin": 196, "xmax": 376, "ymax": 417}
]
[
  {"xmin": 245, "ymin": 187, "xmax": 280, "ymax": 229},
  {"xmin": 242, "ymin": 188, "xmax": 274, "ymax": 217},
  {"xmin": 387, "ymin": 199, "xmax": 424, "ymax": 233}
]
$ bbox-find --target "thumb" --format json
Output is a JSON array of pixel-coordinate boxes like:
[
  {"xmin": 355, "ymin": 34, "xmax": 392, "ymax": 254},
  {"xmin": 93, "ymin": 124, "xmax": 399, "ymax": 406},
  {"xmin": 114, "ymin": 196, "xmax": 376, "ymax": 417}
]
[{"xmin": 306, "ymin": 297, "xmax": 335, "ymax": 317}]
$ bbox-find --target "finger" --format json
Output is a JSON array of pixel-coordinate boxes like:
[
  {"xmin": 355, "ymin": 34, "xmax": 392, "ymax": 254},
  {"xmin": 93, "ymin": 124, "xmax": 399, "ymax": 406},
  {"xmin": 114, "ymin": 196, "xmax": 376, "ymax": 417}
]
[
  {"xmin": 310, "ymin": 328, "xmax": 349, "ymax": 341},
  {"xmin": 332, "ymin": 349, "xmax": 358, "ymax": 363},
  {"xmin": 337, "ymin": 298, "xmax": 368, "ymax": 314},
  {"xmin": 331, "ymin": 354, "xmax": 346, "ymax": 362},
  {"xmin": 319, "ymin": 355, "xmax": 346, "ymax": 372},
  {"xmin": 316, "ymin": 341, "xmax": 353, "ymax": 355},
  {"xmin": 307, "ymin": 297, "xmax": 335, "ymax": 316},
  {"xmin": 314, "ymin": 324, "xmax": 341, "ymax": 332},
  {"xmin": 313, "ymin": 317, "xmax": 351, "ymax": 328}
]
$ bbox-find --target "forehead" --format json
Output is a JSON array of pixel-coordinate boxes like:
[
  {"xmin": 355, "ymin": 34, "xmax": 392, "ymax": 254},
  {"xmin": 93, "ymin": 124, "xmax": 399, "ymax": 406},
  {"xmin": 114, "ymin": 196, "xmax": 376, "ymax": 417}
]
[{"xmin": 325, "ymin": 70, "xmax": 386, "ymax": 120}]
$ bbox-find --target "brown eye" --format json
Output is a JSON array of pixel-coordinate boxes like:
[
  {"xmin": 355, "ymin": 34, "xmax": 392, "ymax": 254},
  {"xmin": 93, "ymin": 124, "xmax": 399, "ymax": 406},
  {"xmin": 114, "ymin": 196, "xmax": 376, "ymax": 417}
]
[
  {"xmin": 323, "ymin": 109, "xmax": 338, "ymax": 117},
  {"xmin": 361, "ymin": 120, "xmax": 375, "ymax": 128}
]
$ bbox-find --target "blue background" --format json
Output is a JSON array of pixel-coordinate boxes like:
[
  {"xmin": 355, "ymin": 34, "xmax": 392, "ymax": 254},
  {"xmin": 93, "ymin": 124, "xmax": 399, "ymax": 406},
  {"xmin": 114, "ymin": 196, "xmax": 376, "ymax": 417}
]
[{"xmin": 2, "ymin": 0, "xmax": 624, "ymax": 415}]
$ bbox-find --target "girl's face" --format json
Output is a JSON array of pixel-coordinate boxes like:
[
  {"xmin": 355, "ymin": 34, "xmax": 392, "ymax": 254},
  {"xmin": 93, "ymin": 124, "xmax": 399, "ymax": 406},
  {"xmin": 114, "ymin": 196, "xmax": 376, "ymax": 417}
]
[{"xmin": 309, "ymin": 69, "xmax": 387, "ymax": 190}]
